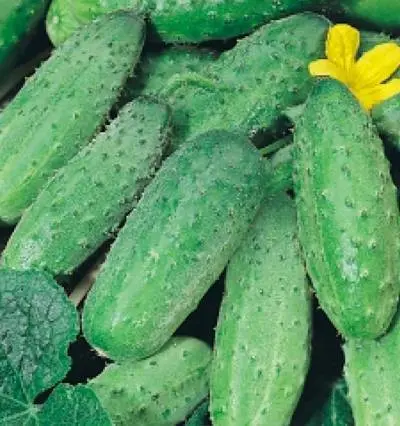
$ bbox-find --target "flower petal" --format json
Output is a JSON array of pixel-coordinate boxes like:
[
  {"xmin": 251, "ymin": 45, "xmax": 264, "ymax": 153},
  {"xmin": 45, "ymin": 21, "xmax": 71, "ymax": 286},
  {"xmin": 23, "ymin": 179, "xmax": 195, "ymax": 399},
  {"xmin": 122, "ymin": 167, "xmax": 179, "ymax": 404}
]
[
  {"xmin": 326, "ymin": 24, "xmax": 360, "ymax": 73},
  {"xmin": 353, "ymin": 43, "xmax": 400, "ymax": 89},
  {"xmin": 355, "ymin": 78, "xmax": 400, "ymax": 111},
  {"xmin": 309, "ymin": 59, "xmax": 348, "ymax": 84}
]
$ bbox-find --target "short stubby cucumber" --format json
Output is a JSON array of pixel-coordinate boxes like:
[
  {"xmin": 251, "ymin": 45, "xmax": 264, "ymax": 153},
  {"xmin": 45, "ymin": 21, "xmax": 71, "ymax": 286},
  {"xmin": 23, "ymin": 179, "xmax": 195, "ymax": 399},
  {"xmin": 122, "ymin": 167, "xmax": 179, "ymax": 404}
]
[
  {"xmin": 344, "ymin": 311, "xmax": 400, "ymax": 425},
  {"xmin": 210, "ymin": 193, "xmax": 311, "ymax": 426},
  {"xmin": 340, "ymin": 0, "xmax": 400, "ymax": 32},
  {"xmin": 82, "ymin": 129, "xmax": 266, "ymax": 361},
  {"xmin": 0, "ymin": 1, "xmax": 50, "ymax": 76},
  {"xmin": 120, "ymin": 47, "xmax": 216, "ymax": 106},
  {"xmin": 2, "ymin": 99, "xmax": 170, "ymax": 275},
  {"xmin": 46, "ymin": 0, "xmax": 319, "ymax": 46},
  {"xmin": 162, "ymin": 13, "xmax": 329, "ymax": 149},
  {"xmin": 293, "ymin": 79, "xmax": 400, "ymax": 339},
  {"xmin": 0, "ymin": 11, "xmax": 145, "ymax": 225},
  {"xmin": 89, "ymin": 337, "xmax": 211, "ymax": 426},
  {"xmin": 306, "ymin": 379, "xmax": 354, "ymax": 426}
]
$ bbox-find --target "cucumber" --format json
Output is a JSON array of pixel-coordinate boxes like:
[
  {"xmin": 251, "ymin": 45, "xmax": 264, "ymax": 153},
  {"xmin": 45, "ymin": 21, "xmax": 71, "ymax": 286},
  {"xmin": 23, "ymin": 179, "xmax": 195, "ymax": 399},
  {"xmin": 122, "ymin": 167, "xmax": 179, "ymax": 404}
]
[
  {"xmin": 210, "ymin": 193, "xmax": 311, "ymax": 426},
  {"xmin": 120, "ymin": 46, "xmax": 216, "ymax": 106},
  {"xmin": 185, "ymin": 400, "xmax": 209, "ymax": 426},
  {"xmin": 82, "ymin": 129, "xmax": 266, "ymax": 361},
  {"xmin": 162, "ymin": 13, "xmax": 329, "ymax": 149},
  {"xmin": 0, "ymin": 11, "xmax": 145, "ymax": 225},
  {"xmin": 0, "ymin": 0, "xmax": 50, "ymax": 76},
  {"xmin": 341, "ymin": 0, "xmax": 400, "ymax": 32},
  {"xmin": 89, "ymin": 337, "xmax": 211, "ymax": 426},
  {"xmin": 293, "ymin": 79, "xmax": 400, "ymax": 339},
  {"xmin": 2, "ymin": 99, "xmax": 170, "ymax": 275},
  {"xmin": 46, "ymin": 0, "xmax": 318, "ymax": 46},
  {"xmin": 372, "ymin": 95, "xmax": 400, "ymax": 150},
  {"xmin": 306, "ymin": 379, "xmax": 354, "ymax": 426},
  {"xmin": 344, "ymin": 311, "xmax": 400, "ymax": 425},
  {"xmin": 264, "ymin": 142, "xmax": 294, "ymax": 196}
]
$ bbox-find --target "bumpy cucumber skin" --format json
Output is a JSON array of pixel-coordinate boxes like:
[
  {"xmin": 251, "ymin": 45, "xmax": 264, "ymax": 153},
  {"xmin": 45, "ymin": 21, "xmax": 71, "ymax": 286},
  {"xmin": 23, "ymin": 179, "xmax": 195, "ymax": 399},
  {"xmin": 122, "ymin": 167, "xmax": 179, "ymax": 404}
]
[
  {"xmin": 293, "ymin": 79, "xmax": 400, "ymax": 339},
  {"xmin": 306, "ymin": 380, "xmax": 354, "ymax": 426},
  {"xmin": 0, "ymin": 0, "xmax": 50, "ymax": 74},
  {"xmin": 120, "ymin": 47, "xmax": 216, "ymax": 106},
  {"xmin": 46, "ymin": 0, "xmax": 318, "ymax": 46},
  {"xmin": 341, "ymin": 0, "xmax": 400, "ymax": 31},
  {"xmin": 163, "ymin": 13, "xmax": 329, "ymax": 149},
  {"xmin": 83, "ymin": 130, "xmax": 266, "ymax": 361},
  {"xmin": 211, "ymin": 193, "xmax": 311, "ymax": 426},
  {"xmin": 344, "ymin": 311, "xmax": 400, "ymax": 426},
  {"xmin": 0, "ymin": 12, "xmax": 144, "ymax": 225},
  {"xmin": 89, "ymin": 337, "xmax": 211, "ymax": 426},
  {"xmin": 2, "ymin": 99, "xmax": 170, "ymax": 275}
]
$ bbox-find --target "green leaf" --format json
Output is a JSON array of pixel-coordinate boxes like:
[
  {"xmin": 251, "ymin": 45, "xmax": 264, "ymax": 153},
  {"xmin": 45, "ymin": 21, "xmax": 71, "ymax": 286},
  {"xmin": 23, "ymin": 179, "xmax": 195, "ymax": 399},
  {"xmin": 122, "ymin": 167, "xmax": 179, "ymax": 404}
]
[
  {"xmin": 37, "ymin": 384, "xmax": 111, "ymax": 425},
  {"xmin": 0, "ymin": 269, "xmax": 78, "ymax": 424}
]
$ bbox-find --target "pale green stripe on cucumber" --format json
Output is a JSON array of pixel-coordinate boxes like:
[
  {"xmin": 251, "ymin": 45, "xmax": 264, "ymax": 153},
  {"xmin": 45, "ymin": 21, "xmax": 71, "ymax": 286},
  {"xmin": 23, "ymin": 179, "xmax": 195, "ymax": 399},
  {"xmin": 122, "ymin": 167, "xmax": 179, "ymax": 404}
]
[
  {"xmin": 2, "ymin": 98, "xmax": 171, "ymax": 275},
  {"xmin": 293, "ymin": 78, "xmax": 400, "ymax": 339},
  {"xmin": 210, "ymin": 192, "xmax": 311, "ymax": 426},
  {"xmin": 89, "ymin": 337, "xmax": 211, "ymax": 426},
  {"xmin": 162, "ymin": 13, "xmax": 329, "ymax": 150},
  {"xmin": 82, "ymin": 129, "xmax": 266, "ymax": 361},
  {"xmin": 0, "ymin": 11, "xmax": 145, "ymax": 225},
  {"xmin": 344, "ymin": 310, "xmax": 400, "ymax": 425}
]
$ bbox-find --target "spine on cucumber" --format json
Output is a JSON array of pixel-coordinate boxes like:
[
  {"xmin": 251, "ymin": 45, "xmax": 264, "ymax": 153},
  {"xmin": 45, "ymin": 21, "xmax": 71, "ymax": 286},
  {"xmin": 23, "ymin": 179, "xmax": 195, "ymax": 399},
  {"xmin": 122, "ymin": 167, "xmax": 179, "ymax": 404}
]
[
  {"xmin": 0, "ymin": 0, "xmax": 50, "ymax": 76},
  {"xmin": 0, "ymin": 12, "xmax": 145, "ymax": 224},
  {"xmin": 344, "ymin": 310, "xmax": 400, "ymax": 425},
  {"xmin": 89, "ymin": 337, "xmax": 212, "ymax": 426},
  {"xmin": 46, "ymin": 0, "xmax": 320, "ymax": 46},
  {"xmin": 162, "ymin": 13, "xmax": 329, "ymax": 149},
  {"xmin": 210, "ymin": 193, "xmax": 311, "ymax": 426},
  {"xmin": 82, "ymin": 129, "xmax": 266, "ymax": 361},
  {"xmin": 293, "ymin": 79, "xmax": 400, "ymax": 339},
  {"xmin": 2, "ymin": 99, "xmax": 170, "ymax": 275}
]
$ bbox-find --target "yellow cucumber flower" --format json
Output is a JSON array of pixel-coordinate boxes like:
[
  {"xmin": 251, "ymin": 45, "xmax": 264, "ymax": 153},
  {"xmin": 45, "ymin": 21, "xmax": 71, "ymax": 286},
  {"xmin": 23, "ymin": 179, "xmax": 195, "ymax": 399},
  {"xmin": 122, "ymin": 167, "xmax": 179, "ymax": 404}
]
[{"xmin": 309, "ymin": 24, "xmax": 400, "ymax": 111}]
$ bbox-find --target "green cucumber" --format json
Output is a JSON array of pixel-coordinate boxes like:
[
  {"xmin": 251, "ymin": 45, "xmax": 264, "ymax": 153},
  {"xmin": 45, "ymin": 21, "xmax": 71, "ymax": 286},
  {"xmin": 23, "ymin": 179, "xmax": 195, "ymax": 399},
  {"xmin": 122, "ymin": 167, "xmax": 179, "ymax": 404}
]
[
  {"xmin": 264, "ymin": 141, "xmax": 294, "ymax": 196},
  {"xmin": 185, "ymin": 400, "xmax": 209, "ymax": 426},
  {"xmin": 2, "ymin": 99, "xmax": 170, "ymax": 275},
  {"xmin": 344, "ymin": 311, "xmax": 400, "ymax": 425},
  {"xmin": 341, "ymin": 0, "xmax": 400, "ymax": 32},
  {"xmin": 82, "ymin": 129, "xmax": 266, "ymax": 361},
  {"xmin": 0, "ymin": 11, "xmax": 145, "ymax": 225},
  {"xmin": 293, "ymin": 78, "xmax": 400, "ymax": 339},
  {"xmin": 89, "ymin": 337, "xmax": 211, "ymax": 426},
  {"xmin": 162, "ymin": 13, "xmax": 329, "ymax": 149},
  {"xmin": 120, "ymin": 46, "xmax": 216, "ymax": 106},
  {"xmin": 210, "ymin": 192, "xmax": 311, "ymax": 426},
  {"xmin": 46, "ymin": 0, "xmax": 319, "ymax": 46},
  {"xmin": 0, "ymin": 0, "xmax": 50, "ymax": 76},
  {"xmin": 372, "ymin": 95, "xmax": 400, "ymax": 150},
  {"xmin": 306, "ymin": 379, "xmax": 354, "ymax": 426}
]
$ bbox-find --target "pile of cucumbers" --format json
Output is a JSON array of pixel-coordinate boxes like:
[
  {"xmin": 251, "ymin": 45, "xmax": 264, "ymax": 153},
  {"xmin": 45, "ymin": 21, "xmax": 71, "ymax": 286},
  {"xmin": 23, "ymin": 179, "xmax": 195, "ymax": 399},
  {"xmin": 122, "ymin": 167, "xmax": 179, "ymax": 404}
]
[{"xmin": 1, "ymin": 1, "xmax": 400, "ymax": 425}]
